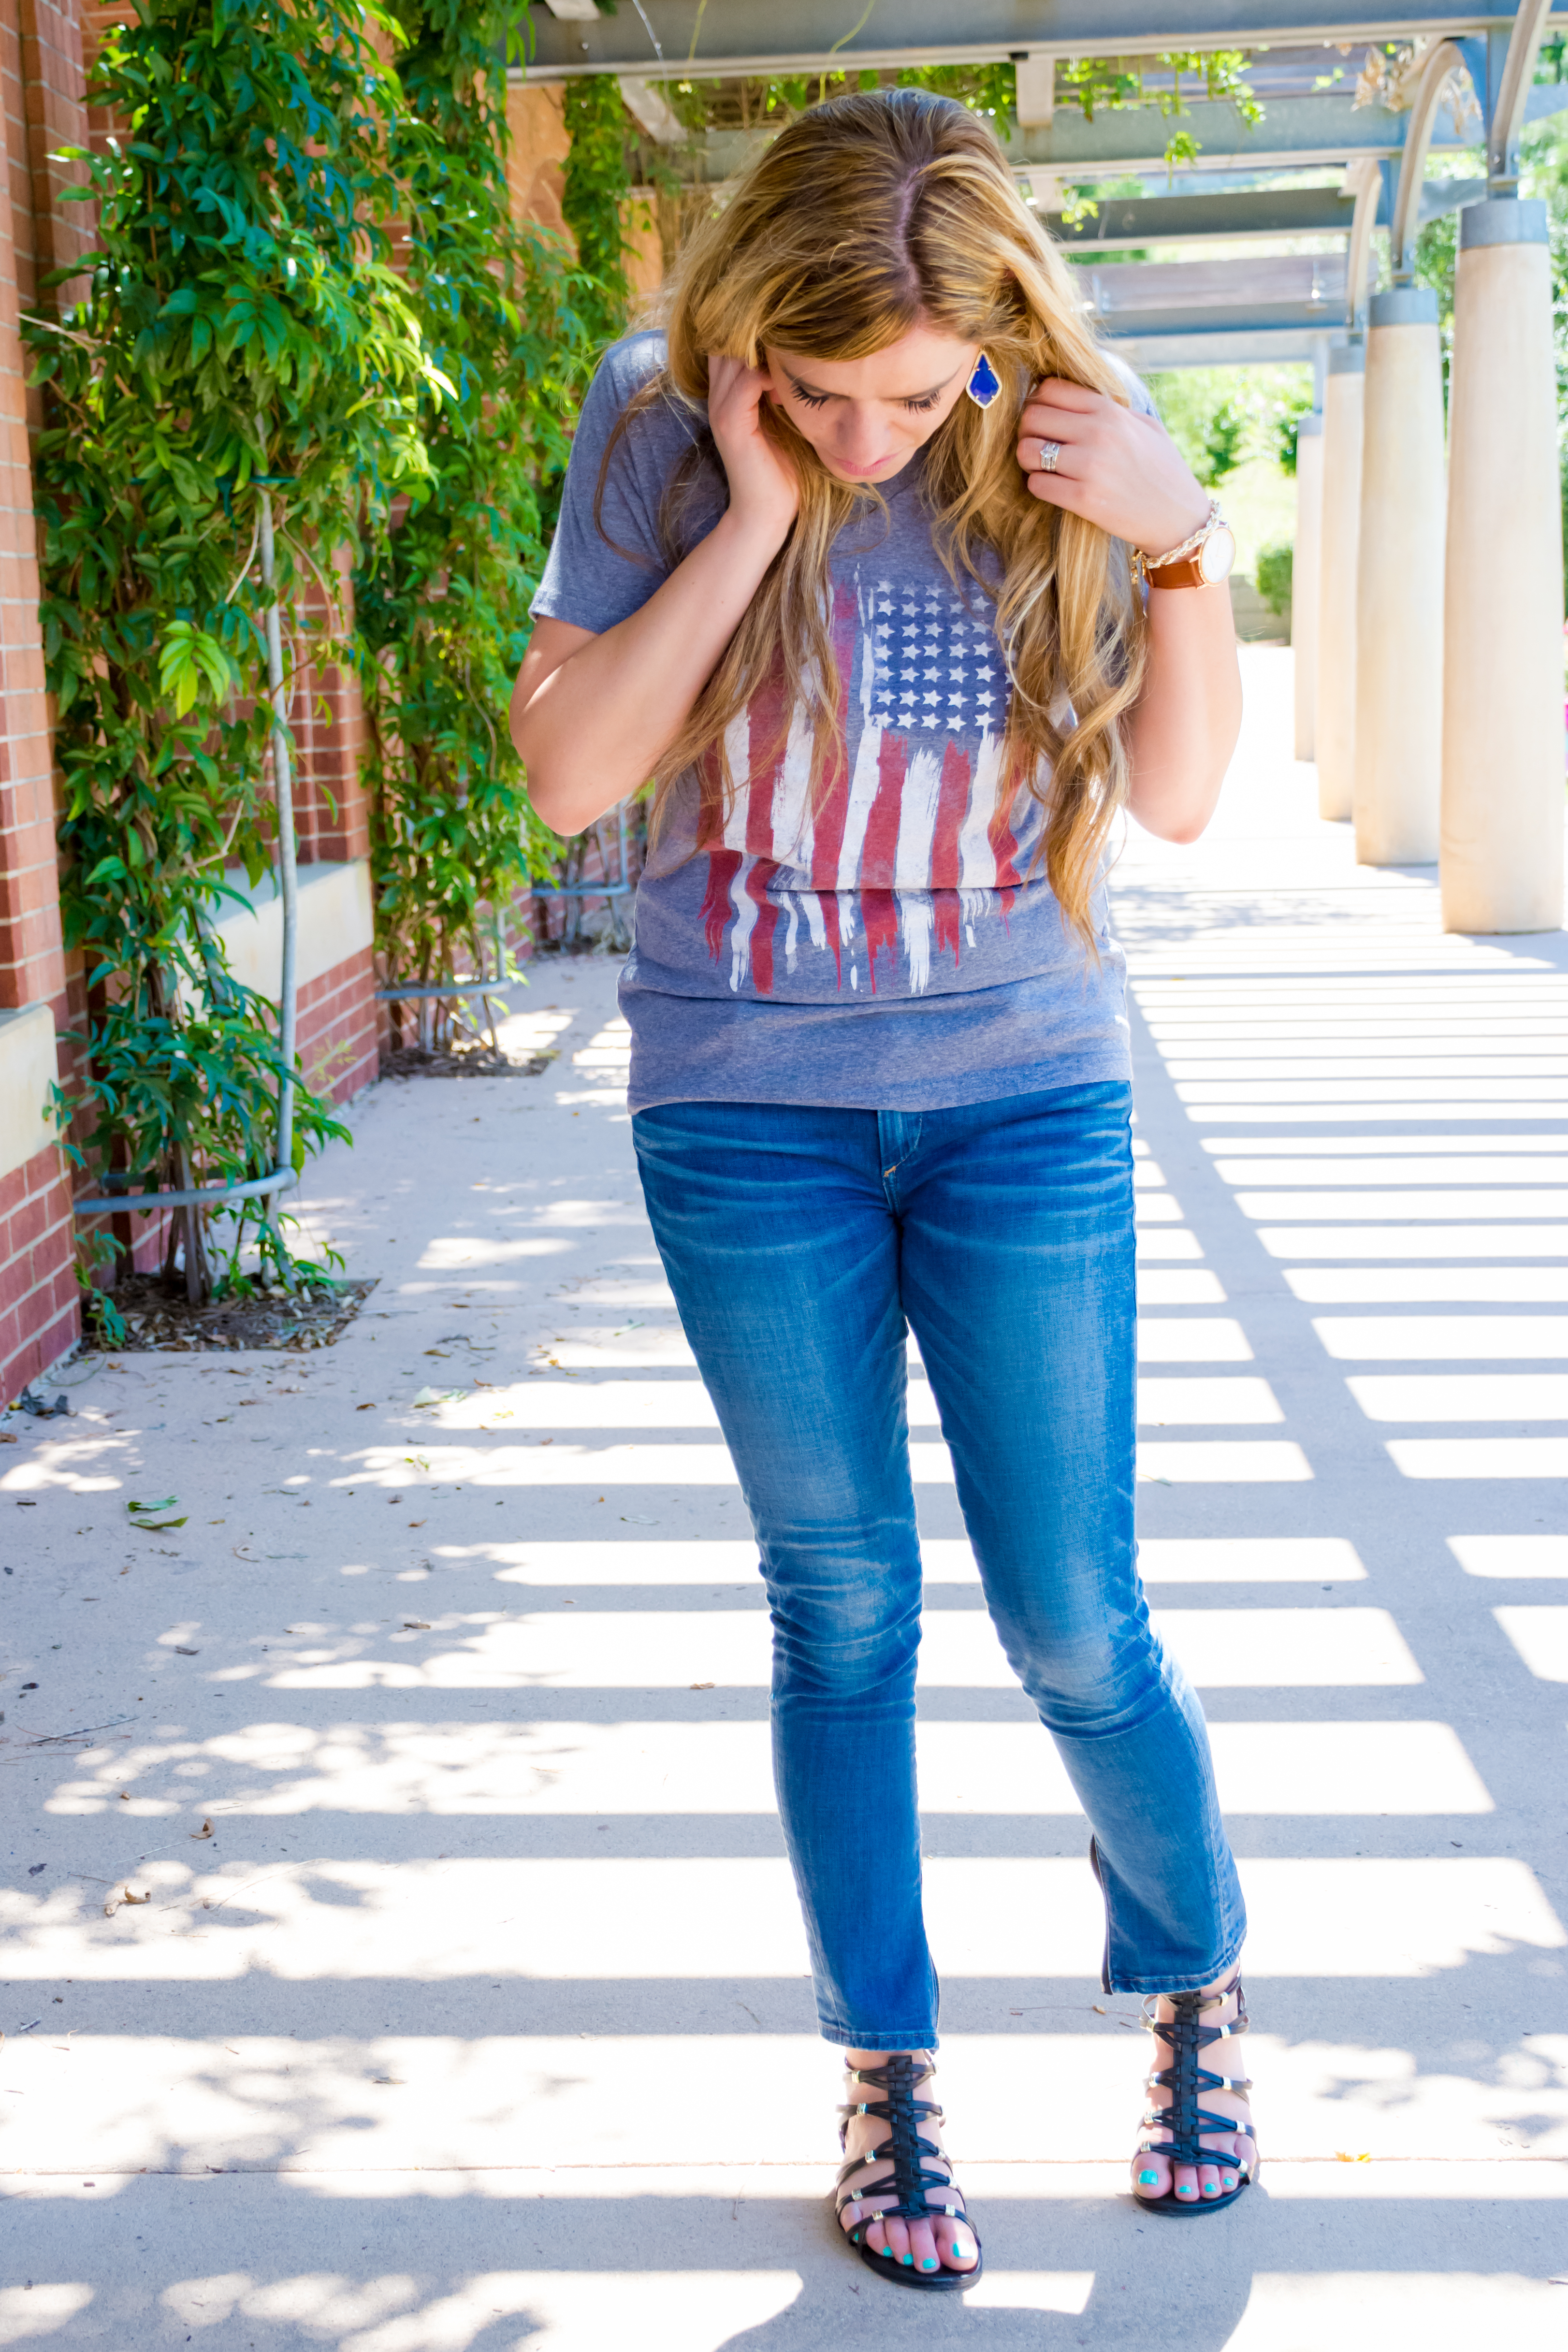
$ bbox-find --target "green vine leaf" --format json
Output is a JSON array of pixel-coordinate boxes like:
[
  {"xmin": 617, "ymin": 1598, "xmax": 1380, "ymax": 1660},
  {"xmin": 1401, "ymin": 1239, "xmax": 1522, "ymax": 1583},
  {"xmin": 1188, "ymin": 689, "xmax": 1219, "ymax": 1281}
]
[{"xmin": 158, "ymin": 620, "xmax": 234, "ymax": 716}]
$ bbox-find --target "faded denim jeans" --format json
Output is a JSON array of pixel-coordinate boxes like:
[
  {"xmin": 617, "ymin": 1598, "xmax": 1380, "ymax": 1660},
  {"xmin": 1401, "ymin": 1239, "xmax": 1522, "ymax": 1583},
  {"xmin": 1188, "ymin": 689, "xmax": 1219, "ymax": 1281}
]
[{"xmin": 633, "ymin": 1081, "xmax": 1245, "ymax": 2048}]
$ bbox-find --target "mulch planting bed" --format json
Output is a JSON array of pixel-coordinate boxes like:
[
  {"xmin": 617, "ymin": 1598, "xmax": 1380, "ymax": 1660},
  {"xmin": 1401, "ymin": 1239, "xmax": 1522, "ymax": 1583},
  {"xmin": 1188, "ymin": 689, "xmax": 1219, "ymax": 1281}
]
[
  {"xmin": 104, "ymin": 1272, "xmax": 378, "ymax": 1353},
  {"xmin": 379, "ymin": 1042, "xmax": 559, "ymax": 1079}
]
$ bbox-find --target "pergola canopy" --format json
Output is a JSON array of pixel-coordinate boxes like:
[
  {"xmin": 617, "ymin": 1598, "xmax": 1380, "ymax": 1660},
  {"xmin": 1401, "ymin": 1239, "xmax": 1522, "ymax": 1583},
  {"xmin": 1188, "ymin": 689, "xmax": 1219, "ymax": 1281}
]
[
  {"xmin": 518, "ymin": 1, "xmax": 1568, "ymax": 367},
  {"xmin": 519, "ymin": 2, "xmax": 1567, "ymax": 83}
]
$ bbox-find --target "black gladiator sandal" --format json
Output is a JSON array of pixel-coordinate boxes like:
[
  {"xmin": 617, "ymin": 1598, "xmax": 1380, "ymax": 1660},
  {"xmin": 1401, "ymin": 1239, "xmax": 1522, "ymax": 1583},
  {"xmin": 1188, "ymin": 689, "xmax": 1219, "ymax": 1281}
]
[
  {"xmin": 832, "ymin": 2054, "xmax": 983, "ymax": 2291},
  {"xmin": 1135, "ymin": 1976, "xmax": 1258, "ymax": 2217}
]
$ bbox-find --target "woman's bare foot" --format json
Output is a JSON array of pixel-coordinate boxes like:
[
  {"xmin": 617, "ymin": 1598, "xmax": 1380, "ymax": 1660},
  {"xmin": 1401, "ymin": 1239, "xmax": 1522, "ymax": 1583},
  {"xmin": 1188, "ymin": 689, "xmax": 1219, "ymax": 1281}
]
[
  {"xmin": 836, "ymin": 2050, "xmax": 980, "ymax": 2275},
  {"xmin": 1130, "ymin": 1974, "xmax": 1257, "ymax": 2208}
]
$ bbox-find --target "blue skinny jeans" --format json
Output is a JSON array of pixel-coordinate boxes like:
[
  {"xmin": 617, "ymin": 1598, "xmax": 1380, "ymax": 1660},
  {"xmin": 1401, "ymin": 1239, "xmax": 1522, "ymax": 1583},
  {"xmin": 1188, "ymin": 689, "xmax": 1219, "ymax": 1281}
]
[{"xmin": 632, "ymin": 1081, "xmax": 1245, "ymax": 2048}]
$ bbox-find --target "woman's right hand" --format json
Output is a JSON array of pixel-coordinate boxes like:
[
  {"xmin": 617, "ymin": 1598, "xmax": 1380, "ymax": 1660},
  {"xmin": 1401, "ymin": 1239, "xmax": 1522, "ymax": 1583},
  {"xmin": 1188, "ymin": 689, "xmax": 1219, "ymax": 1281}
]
[{"xmin": 706, "ymin": 352, "xmax": 800, "ymax": 543}]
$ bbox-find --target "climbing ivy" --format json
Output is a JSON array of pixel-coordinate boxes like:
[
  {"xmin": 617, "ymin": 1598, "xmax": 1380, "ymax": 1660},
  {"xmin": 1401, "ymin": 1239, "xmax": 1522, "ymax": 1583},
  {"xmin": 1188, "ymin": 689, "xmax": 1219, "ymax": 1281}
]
[
  {"xmin": 28, "ymin": 0, "xmax": 442, "ymax": 1304},
  {"xmin": 1057, "ymin": 51, "xmax": 1262, "ymax": 173},
  {"xmin": 562, "ymin": 73, "xmax": 636, "ymax": 348},
  {"xmin": 355, "ymin": 0, "xmax": 590, "ymax": 1021}
]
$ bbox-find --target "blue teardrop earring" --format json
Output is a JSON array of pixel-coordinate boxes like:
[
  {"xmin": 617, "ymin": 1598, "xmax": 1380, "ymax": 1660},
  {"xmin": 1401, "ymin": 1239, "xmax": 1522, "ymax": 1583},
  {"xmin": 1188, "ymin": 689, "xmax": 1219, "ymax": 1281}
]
[{"xmin": 965, "ymin": 352, "xmax": 1002, "ymax": 409}]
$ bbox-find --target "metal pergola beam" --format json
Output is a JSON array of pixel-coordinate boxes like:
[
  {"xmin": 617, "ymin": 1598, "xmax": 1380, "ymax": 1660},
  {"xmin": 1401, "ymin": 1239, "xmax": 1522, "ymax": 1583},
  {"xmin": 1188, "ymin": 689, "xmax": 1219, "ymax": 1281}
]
[
  {"xmin": 516, "ymin": 1, "xmax": 1568, "ymax": 80},
  {"xmin": 1036, "ymin": 176, "xmax": 1488, "ymax": 247},
  {"xmin": 653, "ymin": 80, "xmax": 1566, "ymax": 185},
  {"xmin": 1110, "ymin": 327, "xmax": 1342, "ymax": 363}
]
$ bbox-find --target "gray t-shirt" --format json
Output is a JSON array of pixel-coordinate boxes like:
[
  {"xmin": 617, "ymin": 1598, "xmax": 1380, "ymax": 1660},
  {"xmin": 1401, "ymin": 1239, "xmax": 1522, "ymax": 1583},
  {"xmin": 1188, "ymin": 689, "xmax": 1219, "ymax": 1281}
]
[{"xmin": 531, "ymin": 330, "xmax": 1134, "ymax": 1112}]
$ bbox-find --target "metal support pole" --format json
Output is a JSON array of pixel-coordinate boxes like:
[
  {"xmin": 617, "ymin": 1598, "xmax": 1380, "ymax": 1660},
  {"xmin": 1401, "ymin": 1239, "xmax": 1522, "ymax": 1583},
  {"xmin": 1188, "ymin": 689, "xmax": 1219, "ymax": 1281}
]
[
  {"xmin": 1486, "ymin": 0, "xmax": 1555, "ymax": 193},
  {"xmin": 1341, "ymin": 159, "xmax": 1382, "ymax": 332},
  {"xmin": 257, "ymin": 491, "xmax": 299, "ymax": 1288},
  {"xmin": 1353, "ymin": 287, "xmax": 1445, "ymax": 866},
  {"xmin": 1389, "ymin": 41, "xmax": 1466, "ymax": 282}
]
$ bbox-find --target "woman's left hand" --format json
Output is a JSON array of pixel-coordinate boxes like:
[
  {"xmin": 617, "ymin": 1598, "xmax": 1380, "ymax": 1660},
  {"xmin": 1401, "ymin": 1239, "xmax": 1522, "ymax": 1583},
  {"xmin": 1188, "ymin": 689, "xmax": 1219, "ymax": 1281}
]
[{"xmin": 1016, "ymin": 378, "xmax": 1209, "ymax": 557}]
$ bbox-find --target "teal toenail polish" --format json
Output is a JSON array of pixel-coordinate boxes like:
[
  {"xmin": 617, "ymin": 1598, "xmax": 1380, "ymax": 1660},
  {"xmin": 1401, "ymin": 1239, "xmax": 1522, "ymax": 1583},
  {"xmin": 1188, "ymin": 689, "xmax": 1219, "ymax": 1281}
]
[
  {"xmin": 1139, "ymin": 2169, "xmax": 1160, "ymax": 2185},
  {"xmin": 901, "ymin": 2252, "xmax": 913, "ymax": 2266},
  {"xmin": 923, "ymin": 2258, "xmax": 937, "ymax": 2270},
  {"xmin": 880, "ymin": 2244, "xmax": 893, "ymax": 2257}
]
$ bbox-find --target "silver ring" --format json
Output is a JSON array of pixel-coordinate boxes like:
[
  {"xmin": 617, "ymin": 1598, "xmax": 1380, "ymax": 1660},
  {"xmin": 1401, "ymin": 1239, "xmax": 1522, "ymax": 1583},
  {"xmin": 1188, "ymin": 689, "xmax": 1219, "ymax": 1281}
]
[{"xmin": 1037, "ymin": 439, "xmax": 1061, "ymax": 474}]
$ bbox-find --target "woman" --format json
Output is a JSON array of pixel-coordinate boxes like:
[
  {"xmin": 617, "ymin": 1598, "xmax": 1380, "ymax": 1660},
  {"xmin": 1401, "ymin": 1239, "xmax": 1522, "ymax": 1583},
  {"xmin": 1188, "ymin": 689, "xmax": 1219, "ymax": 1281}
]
[{"xmin": 512, "ymin": 88, "xmax": 1253, "ymax": 2290}]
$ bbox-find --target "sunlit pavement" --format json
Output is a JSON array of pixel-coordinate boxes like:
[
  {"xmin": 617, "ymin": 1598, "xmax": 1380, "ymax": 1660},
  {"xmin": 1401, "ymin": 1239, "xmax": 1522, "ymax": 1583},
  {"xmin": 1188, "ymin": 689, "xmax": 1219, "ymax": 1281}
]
[{"xmin": 3, "ymin": 647, "xmax": 1567, "ymax": 2347}]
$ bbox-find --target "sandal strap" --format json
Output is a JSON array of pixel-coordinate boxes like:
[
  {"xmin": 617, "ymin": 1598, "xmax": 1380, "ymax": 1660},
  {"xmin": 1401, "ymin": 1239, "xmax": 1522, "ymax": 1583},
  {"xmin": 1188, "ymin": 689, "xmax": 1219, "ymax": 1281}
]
[
  {"xmin": 1139, "ymin": 2130, "xmax": 1255, "ymax": 2182},
  {"xmin": 1138, "ymin": 1983, "xmax": 1252, "ymax": 2170},
  {"xmin": 833, "ymin": 2052, "xmax": 974, "ymax": 2234},
  {"xmin": 1147, "ymin": 2080, "xmax": 1251, "ymax": 2100},
  {"xmin": 838, "ymin": 2099, "xmax": 944, "ymax": 2121}
]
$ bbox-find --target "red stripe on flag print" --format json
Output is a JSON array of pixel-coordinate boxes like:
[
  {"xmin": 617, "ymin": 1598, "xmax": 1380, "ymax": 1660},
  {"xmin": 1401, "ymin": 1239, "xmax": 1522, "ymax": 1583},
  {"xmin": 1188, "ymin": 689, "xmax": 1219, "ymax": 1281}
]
[
  {"xmin": 701, "ymin": 848, "xmax": 744, "ymax": 963},
  {"xmin": 929, "ymin": 741, "xmax": 971, "ymax": 890},
  {"xmin": 805, "ymin": 586, "xmax": 860, "ymax": 980},
  {"xmin": 743, "ymin": 859, "xmax": 781, "ymax": 995},
  {"xmin": 932, "ymin": 889, "xmax": 962, "ymax": 966},
  {"xmin": 744, "ymin": 668, "xmax": 789, "ymax": 856},
  {"xmin": 861, "ymin": 890, "xmax": 899, "ymax": 989},
  {"xmin": 987, "ymin": 765, "xmax": 1023, "ymax": 907},
  {"xmin": 860, "ymin": 728, "xmax": 907, "ymax": 888}
]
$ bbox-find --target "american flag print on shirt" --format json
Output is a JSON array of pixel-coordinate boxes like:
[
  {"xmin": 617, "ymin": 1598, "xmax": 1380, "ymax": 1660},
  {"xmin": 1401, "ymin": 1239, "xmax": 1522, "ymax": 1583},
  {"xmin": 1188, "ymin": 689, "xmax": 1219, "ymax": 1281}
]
[{"xmin": 693, "ymin": 567, "xmax": 1045, "ymax": 1001}]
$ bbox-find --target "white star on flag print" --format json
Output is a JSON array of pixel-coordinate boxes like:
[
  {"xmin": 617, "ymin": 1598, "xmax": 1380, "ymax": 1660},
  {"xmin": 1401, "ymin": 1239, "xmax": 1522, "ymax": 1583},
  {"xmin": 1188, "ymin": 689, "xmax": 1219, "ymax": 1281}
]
[{"xmin": 694, "ymin": 570, "xmax": 1049, "ymax": 998}]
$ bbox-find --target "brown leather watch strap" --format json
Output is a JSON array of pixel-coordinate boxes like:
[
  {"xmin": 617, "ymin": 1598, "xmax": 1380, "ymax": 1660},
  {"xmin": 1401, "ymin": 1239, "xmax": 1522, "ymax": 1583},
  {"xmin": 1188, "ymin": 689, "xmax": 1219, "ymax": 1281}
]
[{"xmin": 1145, "ymin": 553, "xmax": 1208, "ymax": 589}]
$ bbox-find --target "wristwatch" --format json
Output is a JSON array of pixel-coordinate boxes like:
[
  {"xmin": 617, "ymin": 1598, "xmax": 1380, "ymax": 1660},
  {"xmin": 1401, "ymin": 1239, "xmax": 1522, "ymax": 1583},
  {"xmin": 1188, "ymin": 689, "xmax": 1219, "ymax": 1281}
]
[{"xmin": 1138, "ymin": 500, "xmax": 1236, "ymax": 590}]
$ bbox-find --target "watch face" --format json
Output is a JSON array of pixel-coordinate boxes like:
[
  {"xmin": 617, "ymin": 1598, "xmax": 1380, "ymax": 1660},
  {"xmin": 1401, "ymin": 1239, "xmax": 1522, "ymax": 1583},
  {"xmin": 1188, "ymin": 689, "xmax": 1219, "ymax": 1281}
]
[{"xmin": 1200, "ymin": 525, "xmax": 1236, "ymax": 584}]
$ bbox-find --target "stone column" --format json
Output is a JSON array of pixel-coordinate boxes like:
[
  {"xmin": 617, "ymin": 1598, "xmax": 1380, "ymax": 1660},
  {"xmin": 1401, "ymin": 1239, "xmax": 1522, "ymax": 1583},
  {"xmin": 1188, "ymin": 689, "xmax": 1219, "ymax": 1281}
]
[
  {"xmin": 1353, "ymin": 288, "xmax": 1446, "ymax": 865},
  {"xmin": 1441, "ymin": 199, "xmax": 1564, "ymax": 932},
  {"xmin": 1315, "ymin": 344, "xmax": 1364, "ymax": 822},
  {"xmin": 1292, "ymin": 411, "xmax": 1323, "ymax": 761}
]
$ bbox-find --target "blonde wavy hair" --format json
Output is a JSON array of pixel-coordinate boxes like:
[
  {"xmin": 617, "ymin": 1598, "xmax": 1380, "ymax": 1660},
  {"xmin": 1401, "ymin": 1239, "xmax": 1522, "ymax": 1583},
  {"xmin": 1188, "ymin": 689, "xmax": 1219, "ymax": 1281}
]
[{"xmin": 599, "ymin": 87, "xmax": 1147, "ymax": 944}]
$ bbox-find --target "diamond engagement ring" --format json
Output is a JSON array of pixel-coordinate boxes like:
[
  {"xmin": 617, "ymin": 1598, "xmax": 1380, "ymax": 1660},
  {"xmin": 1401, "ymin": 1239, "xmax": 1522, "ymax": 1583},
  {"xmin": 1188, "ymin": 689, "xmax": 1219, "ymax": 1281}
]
[{"xmin": 1036, "ymin": 439, "xmax": 1061, "ymax": 473}]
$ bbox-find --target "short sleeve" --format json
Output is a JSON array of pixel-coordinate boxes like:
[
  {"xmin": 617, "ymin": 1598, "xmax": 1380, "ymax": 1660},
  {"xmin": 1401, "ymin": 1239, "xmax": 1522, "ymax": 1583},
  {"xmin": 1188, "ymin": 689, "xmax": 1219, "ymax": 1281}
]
[{"xmin": 531, "ymin": 331, "xmax": 708, "ymax": 635}]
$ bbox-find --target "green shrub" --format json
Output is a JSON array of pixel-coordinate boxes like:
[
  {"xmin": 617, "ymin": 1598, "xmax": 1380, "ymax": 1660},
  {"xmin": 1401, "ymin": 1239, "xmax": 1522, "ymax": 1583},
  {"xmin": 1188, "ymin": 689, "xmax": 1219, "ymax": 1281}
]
[{"xmin": 1256, "ymin": 542, "xmax": 1294, "ymax": 618}]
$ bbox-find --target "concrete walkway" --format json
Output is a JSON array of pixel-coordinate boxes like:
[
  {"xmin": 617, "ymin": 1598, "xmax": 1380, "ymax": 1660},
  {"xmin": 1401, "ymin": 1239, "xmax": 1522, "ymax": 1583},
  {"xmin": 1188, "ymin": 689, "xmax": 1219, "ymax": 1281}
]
[{"xmin": 2, "ymin": 649, "xmax": 1566, "ymax": 2348}]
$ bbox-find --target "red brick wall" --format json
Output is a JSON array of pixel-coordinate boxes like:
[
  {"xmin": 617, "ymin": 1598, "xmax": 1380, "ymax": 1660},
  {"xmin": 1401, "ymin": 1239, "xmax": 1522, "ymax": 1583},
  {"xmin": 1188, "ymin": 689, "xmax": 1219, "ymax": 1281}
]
[
  {"xmin": 300, "ymin": 943, "xmax": 377, "ymax": 1105},
  {"xmin": 0, "ymin": 0, "xmax": 80, "ymax": 1396},
  {"xmin": 19, "ymin": 0, "xmax": 89, "ymax": 309},
  {"xmin": 292, "ymin": 548, "xmax": 371, "ymax": 868},
  {"xmin": 0, "ymin": 0, "xmax": 66, "ymax": 1027},
  {"xmin": 0, "ymin": 1138, "xmax": 73, "ymax": 1394}
]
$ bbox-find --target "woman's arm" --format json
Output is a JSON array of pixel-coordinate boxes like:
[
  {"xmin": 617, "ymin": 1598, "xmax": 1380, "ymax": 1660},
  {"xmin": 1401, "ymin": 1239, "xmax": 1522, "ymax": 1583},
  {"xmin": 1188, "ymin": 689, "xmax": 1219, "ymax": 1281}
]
[
  {"xmin": 1015, "ymin": 378, "xmax": 1242, "ymax": 845},
  {"xmin": 512, "ymin": 358, "xmax": 799, "ymax": 838},
  {"xmin": 1120, "ymin": 582, "xmax": 1243, "ymax": 844}
]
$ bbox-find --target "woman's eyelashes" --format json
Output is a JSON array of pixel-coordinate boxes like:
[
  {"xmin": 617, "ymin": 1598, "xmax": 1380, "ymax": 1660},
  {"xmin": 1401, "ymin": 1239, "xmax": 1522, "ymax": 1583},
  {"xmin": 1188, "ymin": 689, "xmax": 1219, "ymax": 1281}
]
[{"xmin": 786, "ymin": 385, "xmax": 942, "ymax": 415}]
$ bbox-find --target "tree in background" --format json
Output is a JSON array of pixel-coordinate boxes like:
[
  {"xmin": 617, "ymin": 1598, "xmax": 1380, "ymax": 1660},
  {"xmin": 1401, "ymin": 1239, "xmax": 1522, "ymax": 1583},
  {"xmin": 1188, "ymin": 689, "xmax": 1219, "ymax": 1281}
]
[
  {"xmin": 1271, "ymin": 385, "xmax": 1316, "ymax": 476},
  {"xmin": 1146, "ymin": 373, "xmax": 1250, "ymax": 487}
]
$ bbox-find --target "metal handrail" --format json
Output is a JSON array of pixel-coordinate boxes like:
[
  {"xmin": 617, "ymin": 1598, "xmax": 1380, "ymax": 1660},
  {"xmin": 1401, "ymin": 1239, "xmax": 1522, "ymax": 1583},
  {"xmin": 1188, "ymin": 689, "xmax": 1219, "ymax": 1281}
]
[
  {"xmin": 76, "ymin": 1166, "xmax": 300, "ymax": 1215},
  {"xmin": 375, "ymin": 983, "xmax": 521, "ymax": 1002},
  {"xmin": 258, "ymin": 491, "xmax": 298, "ymax": 1283}
]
